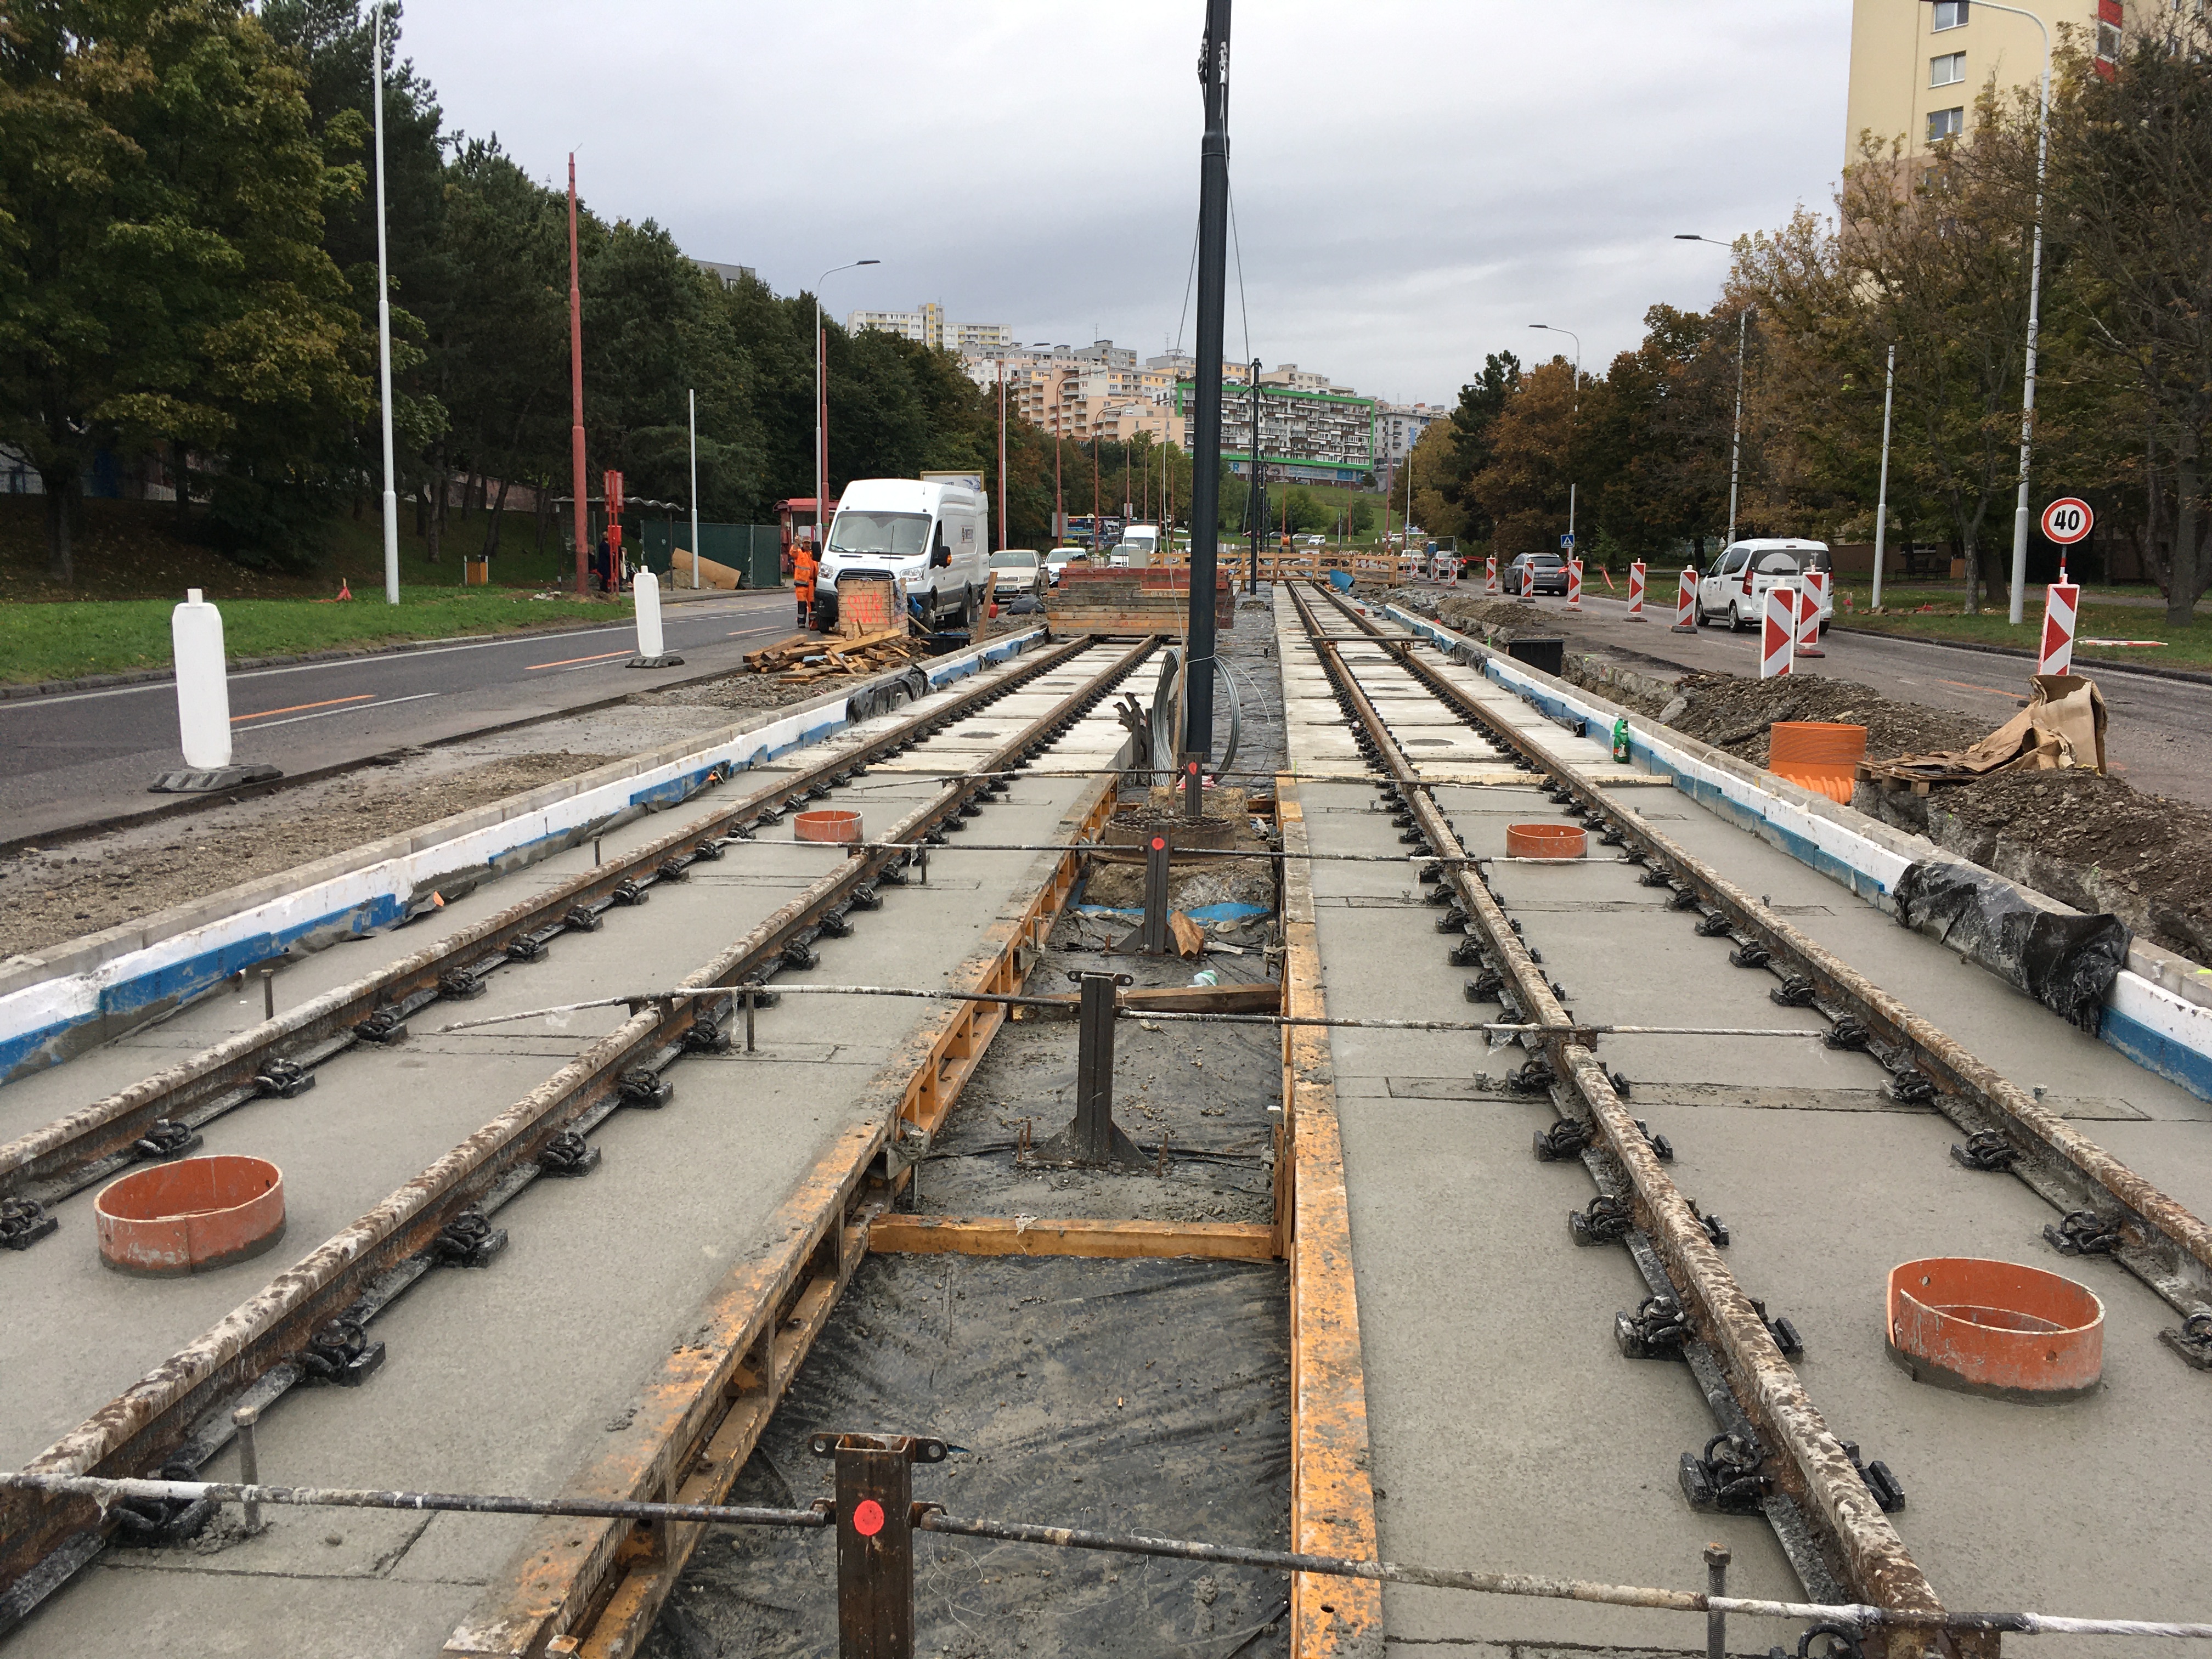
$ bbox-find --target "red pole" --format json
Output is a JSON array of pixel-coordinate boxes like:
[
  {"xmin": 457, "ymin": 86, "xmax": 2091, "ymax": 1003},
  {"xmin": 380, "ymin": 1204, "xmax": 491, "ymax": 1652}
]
[
  {"xmin": 997, "ymin": 358, "xmax": 1007, "ymax": 551},
  {"xmin": 567, "ymin": 155, "xmax": 587, "ymax": 597}
]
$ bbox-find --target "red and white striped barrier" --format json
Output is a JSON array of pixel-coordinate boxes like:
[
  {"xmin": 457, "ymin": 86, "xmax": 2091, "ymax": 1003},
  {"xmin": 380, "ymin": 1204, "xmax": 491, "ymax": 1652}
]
[
  {"xmin": 1760, "ymin": 580, "xmax": 1797, "ymax": 679},
  {"xmin": 1485, "ymin": 555, "xmax": 1498, "ymax": 597},
  {"xmin": 1626, "ymin": 561, "xmax": 1646, "ymax": 620},
  {"xmin": 1795, "ymin": 568, "xmax": 1826, "ymax": 658},
  {"xmin": 1441, "ymin": 557, "xmax": 1458, "ymax": 588},
  {"xmin": 1566, "ymin": 556, "xmax": 1583, "ymax": 612},
  {"xmin": 1673, "ymin": 568, "xmax": 1697, "ymax": 633},
  {"xmin": 2039, "ymin": 582, "xmax": 2080, "ymax": 675}
]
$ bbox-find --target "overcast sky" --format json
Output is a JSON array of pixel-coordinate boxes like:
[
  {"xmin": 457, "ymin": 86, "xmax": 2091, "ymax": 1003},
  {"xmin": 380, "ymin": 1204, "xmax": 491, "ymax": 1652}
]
[{"xmin": 405, "ymin": 1, "xmax": 1852, "ymax": 409}]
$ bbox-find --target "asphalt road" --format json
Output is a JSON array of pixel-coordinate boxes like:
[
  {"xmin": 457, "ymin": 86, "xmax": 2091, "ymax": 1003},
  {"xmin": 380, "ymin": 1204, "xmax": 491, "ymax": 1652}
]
[
  {"xmin": 1, "ymin": 589, "xmax": 798, "ymax": 846},
  {"xmin": 1430, "ymin": 584, "xmax": 2212, "ymax": 810}
]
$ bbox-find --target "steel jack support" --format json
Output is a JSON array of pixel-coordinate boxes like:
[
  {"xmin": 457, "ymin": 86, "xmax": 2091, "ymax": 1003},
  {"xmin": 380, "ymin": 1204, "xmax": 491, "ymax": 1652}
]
[
  {"xmin": 1115, "ymin": 833, "xmax": 1173, "ymax": 956},
  {"xmin": 810, "ymin": 1432, "xmax": 948, "ymax": 1659},
  {"xmin": 1181, "ymin": 753, "xmax": 1204, "ymax": 820},
  {"xmin": 1035, "ymin": 971, "xmax": 1144, "ymax": 1166}
]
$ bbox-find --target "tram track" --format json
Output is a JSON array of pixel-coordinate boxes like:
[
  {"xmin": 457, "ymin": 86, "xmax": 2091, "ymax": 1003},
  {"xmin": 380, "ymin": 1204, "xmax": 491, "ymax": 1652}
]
[
  {"xmin": 0, "ymin": 635, "xmax": 1158, "ymax": 1643},
  {"xmin": 1285, "ymin": 579, "xmax": 2212, "ymax": 1656}
]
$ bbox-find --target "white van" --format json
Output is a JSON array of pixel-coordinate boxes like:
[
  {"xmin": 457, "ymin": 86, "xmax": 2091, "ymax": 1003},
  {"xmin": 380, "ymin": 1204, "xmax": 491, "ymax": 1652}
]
[
  {"xmin": 1695, "ymin": 539, "xmax": 1833, "ymax": 634},
  {"xmin": 814, "ymin": 478, "xmax": 989, "ymax": 633}
]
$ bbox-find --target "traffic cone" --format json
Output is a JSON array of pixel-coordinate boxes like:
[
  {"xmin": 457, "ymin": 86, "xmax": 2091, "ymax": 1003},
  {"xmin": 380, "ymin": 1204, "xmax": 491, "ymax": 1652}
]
[{"xmin": 336, "ymin": 579, "xmax": 353, "ymax": 601}]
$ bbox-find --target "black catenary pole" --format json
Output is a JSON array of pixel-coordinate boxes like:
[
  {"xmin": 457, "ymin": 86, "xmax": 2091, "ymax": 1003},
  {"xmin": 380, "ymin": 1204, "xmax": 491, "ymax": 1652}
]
[
  {"xmin": 1248, "ymin": 359, "xmax": 1261, "ymax": 593},
  {"xmin": 1184, "ymin": 0, "xmax": 1231, "ymax": 767}
]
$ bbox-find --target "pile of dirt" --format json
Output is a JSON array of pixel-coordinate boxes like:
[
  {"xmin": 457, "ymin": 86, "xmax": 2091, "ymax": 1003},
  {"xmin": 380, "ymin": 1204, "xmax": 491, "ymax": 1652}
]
[
  {"xmin": 1655, "ymin": 673, "xmax": 1990, "ymax": 767},
  {"xmin": 1863, "ymin": 768, "xmax": 2212, "ymax": 964},
  {"xmin": 0, "ymin": 752, "xmax": 616, "ymax": 963}
]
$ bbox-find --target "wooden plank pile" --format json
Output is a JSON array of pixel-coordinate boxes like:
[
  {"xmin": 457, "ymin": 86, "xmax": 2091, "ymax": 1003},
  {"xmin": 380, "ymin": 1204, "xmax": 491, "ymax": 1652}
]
[
  {"xmin": 1045, "ymin": 568, "xmax": 1232, "ymax": 635},
  {"xmin": 742, "ymin": 627, "xmax": 924, "ymax": 682}
]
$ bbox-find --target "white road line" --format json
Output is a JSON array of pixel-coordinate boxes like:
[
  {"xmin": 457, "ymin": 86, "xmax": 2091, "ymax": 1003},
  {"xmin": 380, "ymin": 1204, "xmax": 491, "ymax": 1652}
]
[{"xmin": 238, "ymin": 691, "xmax": 443, "ymax": 731}]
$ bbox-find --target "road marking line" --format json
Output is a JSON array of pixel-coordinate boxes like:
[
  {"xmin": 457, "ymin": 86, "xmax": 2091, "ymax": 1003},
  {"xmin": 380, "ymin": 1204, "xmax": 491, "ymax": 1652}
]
[
  {"xmin": 241, "ymin": 691, "xmax": 442, "ymax": 731},
  {"xmin": 526, "ymin": 649, "xmax": 632, "ymax": 671},
  {"xmin": 232, "ymin": 693, "xmax": 374, "ymax": 723}
]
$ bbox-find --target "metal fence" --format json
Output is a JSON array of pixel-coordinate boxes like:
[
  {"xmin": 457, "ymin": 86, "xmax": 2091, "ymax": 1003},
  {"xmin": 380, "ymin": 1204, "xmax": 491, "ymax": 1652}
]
[{"xmin": 635, "ymin": 521, "xmax": 785, "ymax": 590}]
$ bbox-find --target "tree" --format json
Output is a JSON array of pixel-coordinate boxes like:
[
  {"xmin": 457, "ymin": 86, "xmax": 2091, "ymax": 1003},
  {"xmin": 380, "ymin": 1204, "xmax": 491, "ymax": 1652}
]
[
  {"xmin": 1438, "ymin": 352, "xmax": 1520, "ymax": 540},
  {"xmin": 2047, "ymin": 5, "xmax": 2212, "ymax": 622},
  {"xmin": 0, "ymin": 0, "xmax": 365, "ymax": 578},
  {"xmin": 1468, "ymin": 358, "xmax": 1604, "ymax": 557}
]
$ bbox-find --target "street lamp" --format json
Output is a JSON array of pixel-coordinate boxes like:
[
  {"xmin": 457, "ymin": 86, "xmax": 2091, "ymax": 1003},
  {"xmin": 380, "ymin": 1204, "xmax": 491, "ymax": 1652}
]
[
  {"xmin": 1528, "ymin": 324, "xmax": 1581, "ymax": 572},
  {"xmin": 813, "ymin": 259, "xmax": 881, "ymax": 624},
  {"xmin": 371, "ymin": 3, "xmax": 399, "ymax": 605},
  {"xmin": 1675, "ymin": 234, "xmax": 1757, "ymax": 549},
  {"xmin": 1920, "ymin": 0, "xmax": 2049, "ymax": 624}
]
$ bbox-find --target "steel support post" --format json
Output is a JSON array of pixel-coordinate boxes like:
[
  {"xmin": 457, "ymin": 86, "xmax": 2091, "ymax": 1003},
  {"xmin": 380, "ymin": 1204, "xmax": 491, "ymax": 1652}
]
[
  {"xmin": 1182, "ymin": 0, "xmax": 1233, "ymax": 766},
  {"xmin": 1116, "ymin": 835, "xmax": 1172, "ymax": 956},
  {"xmin": 815, "ymin": 1433, "xmax": 945, "ymax": 1659},
  {"xmin": 1037, "ymin": 973, "xmax": 1142, "ymax": 1166}
]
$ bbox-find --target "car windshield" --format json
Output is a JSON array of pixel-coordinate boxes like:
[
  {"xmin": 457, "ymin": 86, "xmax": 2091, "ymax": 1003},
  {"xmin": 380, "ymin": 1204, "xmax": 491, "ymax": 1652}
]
[
  {"xmin": 989, "ymin": 552, "xmax": 1037, "ymax": 569},
  {"xmin": 827, "ymin": 511, "xmax": 930, "ymax": 556}
]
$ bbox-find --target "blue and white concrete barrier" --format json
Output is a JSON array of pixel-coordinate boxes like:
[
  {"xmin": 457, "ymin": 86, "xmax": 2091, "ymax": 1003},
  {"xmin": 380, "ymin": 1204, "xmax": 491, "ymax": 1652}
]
[{"xmin": 0, "ymin": 628, "xmax": 1048, "ymax": 1084}]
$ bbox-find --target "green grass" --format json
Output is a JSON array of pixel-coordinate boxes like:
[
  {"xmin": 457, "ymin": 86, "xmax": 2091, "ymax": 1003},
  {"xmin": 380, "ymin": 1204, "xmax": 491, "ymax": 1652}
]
[
  {"xmin": 0, "ymin": 586, "xmax": 629, "ymax": 685},
  {"xmin": 1825, "ymin": 582, "xmax": 2212, "ymax": 670}
]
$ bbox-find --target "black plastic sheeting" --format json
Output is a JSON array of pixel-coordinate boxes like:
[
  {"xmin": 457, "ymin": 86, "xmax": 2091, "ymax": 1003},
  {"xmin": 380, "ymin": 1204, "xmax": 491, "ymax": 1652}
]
[
  {"xmin": 1893, "ymin": 860, "xmax": 2131, "ymax": 1033},
  {"xmin": 649, "ymin": 1254, "xmax": 1292, "ymax": 1659}
]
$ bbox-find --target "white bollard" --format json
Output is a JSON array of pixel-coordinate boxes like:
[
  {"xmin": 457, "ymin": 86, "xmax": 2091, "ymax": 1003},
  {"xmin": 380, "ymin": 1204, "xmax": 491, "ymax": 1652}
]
[
  {"xmin": 149, "ymin": 590, "xmax": 282, "ymax": 792},
  {"xmin": 1626, "ymin": 561, "xmax": 1646, "ymax": 621},
  {"xmin": 1795, "ymin": 568, "xmax": 1826, "ymax": 659},
  {"xmin": 172, "ymin": 589, "xmax": 232, "ymax": 770},
  {"xmin": 1760, "ymin": 580, "xmax": 1797, "ymax": 679},
  {"xmin": 2038, "ymin": 582, "xmax": 2080, "ymax": 675},
  {"xmin": 627, "ymin": 570, "xmax": 685, "ymax": 669},
  {"xmin": 1673, "ymin": 568, "xmax": 1697, "ymax": 634}
]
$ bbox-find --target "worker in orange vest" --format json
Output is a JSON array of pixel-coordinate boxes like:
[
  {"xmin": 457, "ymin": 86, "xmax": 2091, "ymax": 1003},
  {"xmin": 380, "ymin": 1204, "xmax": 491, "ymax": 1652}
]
[{"xmin": 793, "ymin": 526, "xmax": 817, "ymax": 630}]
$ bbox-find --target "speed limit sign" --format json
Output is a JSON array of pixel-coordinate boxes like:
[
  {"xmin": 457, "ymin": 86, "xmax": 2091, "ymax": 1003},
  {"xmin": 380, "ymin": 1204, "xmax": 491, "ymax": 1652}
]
[{"xmin": 2041, "ymin": 497, "xmax": 2094, "ymax": 545}]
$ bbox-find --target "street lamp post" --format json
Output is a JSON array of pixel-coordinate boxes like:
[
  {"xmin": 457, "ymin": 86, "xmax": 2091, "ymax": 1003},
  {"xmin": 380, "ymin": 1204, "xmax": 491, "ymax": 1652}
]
[
  {"xmin": 1916, "ymin": 0, "xmax": 2050, "ymax": 623},
  {"xmin": 1874, "ymin": 342, "xmax": 1897, "ymax": 612},
  {"xmin": 1528, "ymin": 324, "xmax": 1581, "ymax": 561},
  {"xmin": 813, "ymin": 259, "xmax": 881, "ymax": 624},
  {"xmin": 371, "ymin": 3, "xmax": 399, "ymax": 605}
]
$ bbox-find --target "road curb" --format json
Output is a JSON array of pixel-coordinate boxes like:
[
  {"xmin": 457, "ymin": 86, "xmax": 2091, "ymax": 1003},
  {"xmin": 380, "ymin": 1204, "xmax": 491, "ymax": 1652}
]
[{"xmin": 0, "ymin": 608, "xmax": 754, "ymax": 702}]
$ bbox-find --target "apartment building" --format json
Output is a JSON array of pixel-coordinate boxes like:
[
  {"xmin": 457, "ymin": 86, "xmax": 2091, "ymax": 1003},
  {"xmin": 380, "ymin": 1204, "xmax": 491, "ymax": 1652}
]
[
  {"xmin": 1376, "ymin": 402, "xmax": 1448, "ymax": 467},
  {"xmin": 1846, "ymin": 0, "xmax": 2128, "ymax": 161},
  {"xmin": 847, "ymin": 302, "xmax": 1010, "ymax": 353},
  {"xmin": 1180, "ymin": 379, "xmax": 1378, "ymax": 486}
]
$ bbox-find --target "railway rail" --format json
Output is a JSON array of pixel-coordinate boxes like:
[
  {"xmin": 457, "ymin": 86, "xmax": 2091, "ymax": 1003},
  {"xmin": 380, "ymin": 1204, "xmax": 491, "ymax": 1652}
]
[
  {"xmin": 1282, "ymin": 579, "xmax": 2212, "ymax": 1656},
  {"xmin": 0, "ymin": 634, "xmax": 1156, "ymax": 1645}
]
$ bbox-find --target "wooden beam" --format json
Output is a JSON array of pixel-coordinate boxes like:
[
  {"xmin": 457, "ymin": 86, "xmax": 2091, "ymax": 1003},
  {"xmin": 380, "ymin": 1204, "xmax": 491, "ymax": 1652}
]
[{"xmin": 866, "ymin": 1215, "xmax": 1276, "ymax": 1262}]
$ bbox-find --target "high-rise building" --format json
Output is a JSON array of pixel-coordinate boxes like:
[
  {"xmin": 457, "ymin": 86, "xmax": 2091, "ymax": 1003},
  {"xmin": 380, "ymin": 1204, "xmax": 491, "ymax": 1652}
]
[
  {"xmin": 1846, "ymin": 1, "xmax": 2128, "ymax": 164},
  {"xmin": 846, "ymin": 302, "xmax": 1009, "ymax": 353},
  {"xmin": 1180, "ymin": 377, "xmax": 1377, "ymax": 486},
  {"xmin": 692, "ymin": 259, "xmax": 758, "ymax": 289},
  {"xmin": 1376, "ymin": 402, "xmax": 1448, "ymax": 468}
]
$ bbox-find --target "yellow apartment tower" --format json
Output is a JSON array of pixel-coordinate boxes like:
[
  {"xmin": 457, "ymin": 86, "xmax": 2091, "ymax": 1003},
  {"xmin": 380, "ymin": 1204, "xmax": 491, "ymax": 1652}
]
[{"xmin": 1846, "ymin": 0, "xmax": 2128, "ymax": 162}]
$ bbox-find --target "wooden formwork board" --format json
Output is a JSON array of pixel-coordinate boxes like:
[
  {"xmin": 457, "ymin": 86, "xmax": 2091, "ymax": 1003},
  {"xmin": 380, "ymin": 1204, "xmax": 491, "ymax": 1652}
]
[
  {"xmin": 868, "ymin": 1215, "xmax": 1275, "ymax": 1260},
  {"xmin": 446, "ymin": 759, "xmax": 1128, "ymax": 1659},
  {"xmin": 1278, "ymin": 777, "xmax": 1385, "ymax": 1658}
]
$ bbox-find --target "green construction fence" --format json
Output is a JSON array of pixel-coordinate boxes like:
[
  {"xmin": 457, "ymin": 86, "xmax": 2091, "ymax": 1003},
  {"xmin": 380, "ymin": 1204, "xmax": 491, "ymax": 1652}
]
[{"xmin": 634, "ymin": 521, "xmax": 786, "ymax": 589}]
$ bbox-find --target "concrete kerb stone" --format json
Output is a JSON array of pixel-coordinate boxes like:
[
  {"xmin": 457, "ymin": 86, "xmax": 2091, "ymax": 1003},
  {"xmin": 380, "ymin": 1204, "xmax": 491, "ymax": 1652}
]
[
  {"xmin": 1376, "ymin": 601, "xmax": 2212, "ymax": 1103},
  {"xmin": 1825, "ymin": 621, "xmax": 2212, "ymax": 689},
  {"xmin": 0, "ymin": 629, "xmax": 1048, "ymax": 1084}
]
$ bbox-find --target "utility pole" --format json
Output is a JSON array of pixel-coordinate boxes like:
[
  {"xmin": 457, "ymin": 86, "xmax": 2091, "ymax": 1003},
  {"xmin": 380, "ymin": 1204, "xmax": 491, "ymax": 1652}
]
[
  {"xmin": 1248, "ymin": 359, "xmax": 1261, "ymax": 592},
  {"xmin": 567, "ymin": 154, "xmax": 587, "ymax": 597},
  {"xmin": 687, "ymin": 388, "xmax": 699, "ymax": 589},
  {"xmin": 1184, "ymin": 0, "xmax": 1232, "ymax": 768},
  {"xmin": 373, "ymin": 3, "xmax": 399, "ymax": 605},
  {"xmin": 997, "ymin": 356, "xmax": 1007, "ymax": 552},
  {"xmin": 1873, "ymin": 342, "xmax": 1896, "ymax": 613}
]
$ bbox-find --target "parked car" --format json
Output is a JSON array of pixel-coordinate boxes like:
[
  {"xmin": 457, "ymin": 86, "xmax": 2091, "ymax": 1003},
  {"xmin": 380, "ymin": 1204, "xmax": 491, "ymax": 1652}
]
[
  {"xmin": 1504, "ymin": 552, "xmax": 1568, "ymax": 595},
  {"xmin": 989, "ymin": 549, "xmax": 1043, "ymax": 602},
  {"xmin": 1043, "ymin": 547, "xmax": 1084, "ymax": 586},
  {"xmin": 1694, "ymin": 539, "xmax": 1833, "ymax": 633}
]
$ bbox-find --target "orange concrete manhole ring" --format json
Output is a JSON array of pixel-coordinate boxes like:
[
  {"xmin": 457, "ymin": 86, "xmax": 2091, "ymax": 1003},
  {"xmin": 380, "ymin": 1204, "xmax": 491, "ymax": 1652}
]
[
  {"xmin": 793, "ymin": 809, "xmax": 863, "ymax": 844},
  {"xmin": 1887, "ymin": 1256, "xmax": 2103, "ymax": 1403},
  {"xmin": 95, "ymin": 1155, "xmax": 286, "ymax": 1277},
  {"xmin": 1505, "ymin": 822, "xmax": 1587, "ymax": 860},
  {"xmin": 1768, "ymin": 721, "xmax": 1867, "ymax": 805}
]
